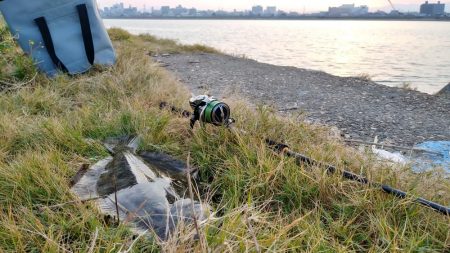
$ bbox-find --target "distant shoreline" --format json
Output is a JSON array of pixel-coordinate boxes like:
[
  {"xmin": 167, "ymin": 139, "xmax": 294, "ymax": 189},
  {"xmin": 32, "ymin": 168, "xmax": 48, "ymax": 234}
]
[{"xmin": 103, "ymin": 16, "xmax": 450, "ymax": 22}]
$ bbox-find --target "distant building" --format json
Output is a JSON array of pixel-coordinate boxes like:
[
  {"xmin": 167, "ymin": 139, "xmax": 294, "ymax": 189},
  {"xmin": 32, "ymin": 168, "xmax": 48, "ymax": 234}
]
[
  {"xmin": 123, "ymin": 5, "xmax": 138, "ymax": 16},
  {"xmin": 251, "ymin": 5, "xmax": 264, "ymax": 16},
  {"xmin": 373, "ymin": 10, "xmax": 388, "ymax": 16},
  {"xmin": 101, "ymin": 3, "xmax": 446, "ymax": 19},
  {"xmin": 161, "ymin": 6, "xmax": 170, "ymax": 15},
  {"xmin": 420, "ymin": 1, "xmax": 445, "ymax": 16},
  {"xmin": 188, "ymin": 8, "xmax": 197, "ymax": 16},
  {"xmin": 174, "ymin": 5, "xmax": 188, "ymax": 16},
  {"xmin": 264, "ymin": 6, "xmax": 277, "ymax": 16},
  {"xmin": 102, "ymin": 3, "xmax": 139, "ymax": 17},
  {"xmin": 328, "ymin": 4, "xmax": 369, "ymax": 17}
]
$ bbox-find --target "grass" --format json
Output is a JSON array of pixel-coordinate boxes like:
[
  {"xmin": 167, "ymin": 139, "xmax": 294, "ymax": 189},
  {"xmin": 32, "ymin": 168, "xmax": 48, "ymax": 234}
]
[
  {"xmin": 0, "ymin": 22, "xmax": 449, "ymax": 252},
  {"xmin": 0, "ymin": 25, "xmax": 36, "ymax": 88},
  {"xmin": 399, "ymin": 82, "xmax": 418, "ymax": 91},
  {"xmin": 355, "ymin": 73, "xmax": 372, "ymax": 82}
]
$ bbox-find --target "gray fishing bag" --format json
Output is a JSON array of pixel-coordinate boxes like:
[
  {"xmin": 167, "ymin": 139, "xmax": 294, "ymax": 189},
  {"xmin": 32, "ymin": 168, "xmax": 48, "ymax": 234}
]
[{"xmin": 0, "ymin": 0, "xmax": 116, "ymax": 76}]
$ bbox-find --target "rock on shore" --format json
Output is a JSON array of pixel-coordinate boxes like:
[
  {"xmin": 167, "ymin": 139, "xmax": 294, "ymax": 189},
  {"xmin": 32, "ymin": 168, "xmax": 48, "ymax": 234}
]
[
  {"xmin": 437, "ymin": 83, "xmax": 450, "ymax": 98},
  {"xmin": 154, "ymin": 53, "xmax": 450, "ymax": 147}
]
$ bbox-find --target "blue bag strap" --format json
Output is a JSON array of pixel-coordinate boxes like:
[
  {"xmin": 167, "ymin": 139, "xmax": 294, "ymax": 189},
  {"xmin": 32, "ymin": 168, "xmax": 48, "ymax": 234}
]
[
  {"xmin": 76, "ymin": 4, "xmax": 95, "ymax": 65},
  {"xmin": 34, "ymin": 16, "xmax": 69, "ymax": 73},
  {"xmin": 34, "ymin": 4, "xmax": 95, "ymax": 73}
]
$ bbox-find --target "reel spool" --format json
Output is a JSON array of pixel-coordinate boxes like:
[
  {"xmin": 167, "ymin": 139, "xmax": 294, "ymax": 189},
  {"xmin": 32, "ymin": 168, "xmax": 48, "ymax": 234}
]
[{"xmin": 189, "ymin": 95, "xmax": 233, "ymax": 128}]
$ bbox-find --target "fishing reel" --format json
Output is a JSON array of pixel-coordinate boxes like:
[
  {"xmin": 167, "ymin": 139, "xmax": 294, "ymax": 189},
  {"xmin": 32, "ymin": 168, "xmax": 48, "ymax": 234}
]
[{"xmin": 189, "ymin": 95, "xmax": 234, "ymax": 128}]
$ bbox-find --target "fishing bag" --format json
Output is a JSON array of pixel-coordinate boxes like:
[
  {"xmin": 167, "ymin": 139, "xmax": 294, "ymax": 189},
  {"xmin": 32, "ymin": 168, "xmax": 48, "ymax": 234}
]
[{"xmin": 0, "ymin": 0, "xmax": 116, "ymax": 76}]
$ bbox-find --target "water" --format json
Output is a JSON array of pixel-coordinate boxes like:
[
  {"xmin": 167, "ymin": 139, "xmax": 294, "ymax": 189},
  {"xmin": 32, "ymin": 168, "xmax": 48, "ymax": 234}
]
[{"xmin": 104, "ymin": 19, "xmax": 450, "ymax": 94}]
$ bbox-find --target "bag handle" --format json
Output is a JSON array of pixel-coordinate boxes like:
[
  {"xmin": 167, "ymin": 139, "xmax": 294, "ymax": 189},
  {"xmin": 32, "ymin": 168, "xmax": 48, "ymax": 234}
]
[
  {"xmin": 76, "ymin": 4, "xmax": 95, "ymax": 65},
  {"xmin": 34, "ymin": 16, "xmax": 69, "ymax": 73},
  {"xmin": 34, "ymin": 4, "xmax": 95, "ymax": 73}
]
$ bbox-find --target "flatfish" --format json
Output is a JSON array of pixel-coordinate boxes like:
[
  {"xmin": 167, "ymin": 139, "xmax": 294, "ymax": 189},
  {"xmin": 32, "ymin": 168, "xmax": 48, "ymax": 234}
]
[{"xmin": 71, "ymin": 136, "xmax": 209, "ymax": 239}]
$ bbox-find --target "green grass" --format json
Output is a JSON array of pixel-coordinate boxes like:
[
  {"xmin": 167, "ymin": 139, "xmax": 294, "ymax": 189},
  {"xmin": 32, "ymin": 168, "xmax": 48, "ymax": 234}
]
[
  {"xmin": 0, "ymin": 24, "xmax": 36, "ymax": 87},
  {"xmin": 0, "ymin": 24, "xmax": 449, "ymax": 252}
]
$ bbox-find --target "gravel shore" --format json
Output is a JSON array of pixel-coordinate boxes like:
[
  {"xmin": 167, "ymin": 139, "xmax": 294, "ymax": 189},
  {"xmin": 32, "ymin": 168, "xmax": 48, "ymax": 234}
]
[{"xmin": 154, "ymin": 53, "xmax": 450, "ymax": 147}]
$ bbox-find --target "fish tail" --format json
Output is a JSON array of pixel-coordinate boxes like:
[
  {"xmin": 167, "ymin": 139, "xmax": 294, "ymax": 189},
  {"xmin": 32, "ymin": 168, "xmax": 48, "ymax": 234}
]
[{"xmin": 104, "ymin": 135, "xmax": 141, "ymax": 154}]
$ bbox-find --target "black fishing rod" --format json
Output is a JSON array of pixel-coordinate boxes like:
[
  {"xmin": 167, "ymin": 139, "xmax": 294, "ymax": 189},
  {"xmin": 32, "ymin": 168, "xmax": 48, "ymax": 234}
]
[
  {"xmin": 265, "ymin": 139, "xmax": 450, "ymax": 216},
  {"xmin": 160, "ymin": 98, "xmax": 450, "ymax": 216}
]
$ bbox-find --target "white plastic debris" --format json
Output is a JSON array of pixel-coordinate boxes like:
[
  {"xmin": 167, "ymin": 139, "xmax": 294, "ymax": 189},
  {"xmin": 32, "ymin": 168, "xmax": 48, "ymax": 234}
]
[{"xmin": 371, "ymin": 146, "xmax": 408, "ymax": 165}]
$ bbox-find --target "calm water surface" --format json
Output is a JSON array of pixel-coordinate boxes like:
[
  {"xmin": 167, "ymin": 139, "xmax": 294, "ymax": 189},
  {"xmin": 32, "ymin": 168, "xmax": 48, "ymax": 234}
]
[{"xmin": 104, "ymin": 19, "xmax": 450, "ymax": 94}]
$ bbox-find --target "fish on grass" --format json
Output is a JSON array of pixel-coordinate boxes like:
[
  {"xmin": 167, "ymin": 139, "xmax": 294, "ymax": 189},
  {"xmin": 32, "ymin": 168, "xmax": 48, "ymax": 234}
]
[{"xmin": 71, "ymin": 136, "xmax": 210, "ymax": 240}]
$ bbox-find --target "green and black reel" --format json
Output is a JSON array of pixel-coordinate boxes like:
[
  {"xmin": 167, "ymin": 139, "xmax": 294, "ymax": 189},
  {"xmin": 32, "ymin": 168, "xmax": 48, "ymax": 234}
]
[{"xmin": 189, "ymin": 95, "xmax": 233, "ymax": 128}]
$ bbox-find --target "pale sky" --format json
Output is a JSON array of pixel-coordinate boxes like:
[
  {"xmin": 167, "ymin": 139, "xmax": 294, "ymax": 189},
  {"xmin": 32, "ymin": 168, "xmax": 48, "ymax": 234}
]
[{"xmin": 97, "ymin": 0, "xmax": 450, "ymax": 12}]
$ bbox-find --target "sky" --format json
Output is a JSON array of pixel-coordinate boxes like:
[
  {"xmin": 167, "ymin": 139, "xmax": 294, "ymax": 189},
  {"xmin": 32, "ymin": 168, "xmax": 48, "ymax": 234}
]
[{"xmin": 97, "ymin": 0, "xmax": 450, "ymax": 13}]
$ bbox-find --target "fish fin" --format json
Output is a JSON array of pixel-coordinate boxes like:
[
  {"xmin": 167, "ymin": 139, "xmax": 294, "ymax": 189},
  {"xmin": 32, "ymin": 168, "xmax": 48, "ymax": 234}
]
[
  {"xmin": 170, "ymin": 199, "xmax": 210, "ymax": 223},
  {"xmin": 71, "ymin": 158, "xmax": 112, "ymax": 200},
  {"xmin": 104, "ymin": 143, "xmax": 116, "ymax": 155},
  {"xmin": 126, "ymin": 135, "xmax": 141, "ymax": 153},
  {"xmin": 97, "ymin": 197, "xmax": 129, "ymax": 219},
  {"xmin": 69, "ymin": 164, "xmax": 90, "ymax": 187}
]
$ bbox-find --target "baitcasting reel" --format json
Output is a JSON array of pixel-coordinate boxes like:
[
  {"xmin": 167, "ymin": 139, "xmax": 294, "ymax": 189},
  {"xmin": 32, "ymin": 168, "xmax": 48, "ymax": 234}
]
[{"xmin": 189, "ymin": 95, "xmax": 233, "ymax": 128}]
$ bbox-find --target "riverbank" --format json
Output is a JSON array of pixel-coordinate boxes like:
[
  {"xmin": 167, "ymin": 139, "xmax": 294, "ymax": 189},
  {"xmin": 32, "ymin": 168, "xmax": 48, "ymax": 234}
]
[
  {"xmin": 1, "ymin": 25, "xmax": 449, "ymax": 252},
  {"xmin": 154, "ymin": 52, "xmax": 450, "ymax": 147}
]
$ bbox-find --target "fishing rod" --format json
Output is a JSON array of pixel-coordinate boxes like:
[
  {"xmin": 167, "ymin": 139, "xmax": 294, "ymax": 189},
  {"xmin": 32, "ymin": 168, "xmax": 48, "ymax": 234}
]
[
  {"xmin": 265, "ymin": 139, "xmax": 450, "ymax": 216},
  {"xmin": 159, "ymin": 96, "xmax": 450, "ymax": 216}
]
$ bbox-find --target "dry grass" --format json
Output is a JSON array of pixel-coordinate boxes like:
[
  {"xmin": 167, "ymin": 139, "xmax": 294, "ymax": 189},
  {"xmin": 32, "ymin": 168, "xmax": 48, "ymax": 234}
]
[
  {"xmin": 356, "ymin": 73, "xmax": 372, "ymax": 82},
  {"xmin": 399, "ymin": 82, "xmax": 418, "ymax": 91},
  {"xmin": 134, "ymin": 30, "xmax": 219, "ymax": 55},
  {"xmin": 0, "ymin": 23, "xmax": 449, "ymax": 252}
]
